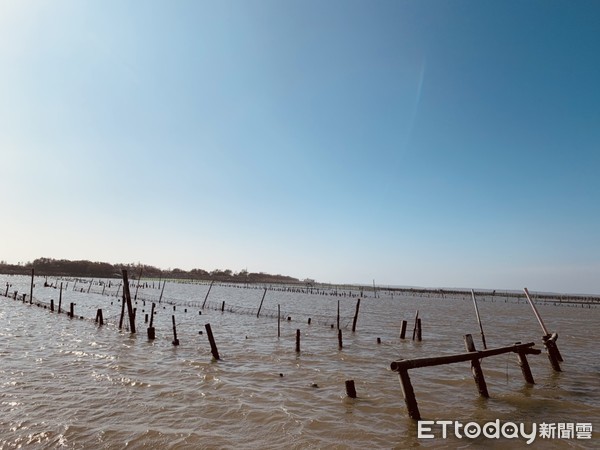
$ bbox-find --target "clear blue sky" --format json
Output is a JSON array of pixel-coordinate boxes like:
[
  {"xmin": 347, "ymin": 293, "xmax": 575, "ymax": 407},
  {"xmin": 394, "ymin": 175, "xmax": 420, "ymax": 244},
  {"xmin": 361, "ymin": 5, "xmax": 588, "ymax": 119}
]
[{"xmin": 1, "ymin": 0, "xmax": 599, "ymax": 294}]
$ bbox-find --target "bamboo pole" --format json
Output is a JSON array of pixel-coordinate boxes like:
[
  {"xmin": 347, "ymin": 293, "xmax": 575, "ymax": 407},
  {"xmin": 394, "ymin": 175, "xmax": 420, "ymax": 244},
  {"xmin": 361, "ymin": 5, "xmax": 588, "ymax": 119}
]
[
  {"xmin": 471, "ymin": 289, "xmax": 487, "ymax": 349},
  {"xmin": 523, "ymin": 288, "xmax": 549, "ymax": 335}
]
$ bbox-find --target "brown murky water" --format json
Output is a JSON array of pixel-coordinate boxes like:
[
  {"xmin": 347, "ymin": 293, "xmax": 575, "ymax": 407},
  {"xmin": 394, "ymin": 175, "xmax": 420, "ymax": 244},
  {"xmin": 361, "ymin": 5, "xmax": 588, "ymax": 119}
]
[{"xmin": 1, "ymin": 276, "xmax": 598, "ymax": 448}]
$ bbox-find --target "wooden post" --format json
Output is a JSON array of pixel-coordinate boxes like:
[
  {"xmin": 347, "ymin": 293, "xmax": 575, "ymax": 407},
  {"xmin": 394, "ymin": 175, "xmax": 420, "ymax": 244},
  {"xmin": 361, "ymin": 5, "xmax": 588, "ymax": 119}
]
[
  {"xmin": 159, "ymin": 280, "xmax": 166, "ymax": 303},
  {"xmin": 69, "ymin": 302, "xmax": 74, "ymax": 319},
  {"xmin": 172, "ymin": 315, "xmax": 179, "ymax": 346},
  {"xmin": 337, "ymin": 300, "xmax": 340, "ymax": 330},
  {"xmin": 221, "ymin": 301, "xmax": 225, "ymax": 312},
  {"xmin": 295, "ymin": 329, "xmax": 300, "ymax": 353},
  {"xmin": 87, "ymin": 279, "xmax": 93, "ymax": 294},
  {"xmin": 121, "ymin": 269, "xmax": 136, "ymax": 333},
  {"xmin": 205, "ymin": 323, "xmax": 220, "ymax": 360},
  {"xmin": 464, "ymin": 334, "xmax": 489, "ymax": 398},
  {"xmin": 4, "ymin": 283, "xmax": 8, "ymax": 297},
  {"xmin": 471, "ymin": 289, "xmax": 487, "ymax": 349},
  {"xmin": 416, "ymin": 318, "xmax": 422, "ymax": 341},
  {"xmin": 29, "ymin": 268, "xmax": 34, "ymax": 305},
  {"xmin": 147, "ymin": 303, "xmax": 156, "ymax": 340},
  {"xmin": 50, "ymin": 299, "xmax": 54, "ymax": 312},
  {"xmin": 338, "ymin": 329, "xmax": 343, "ymax": 349},
  {"xmin": 101, "ymin": 283, "xmax": 106, "ymax": 296},
  {"xmin": 398, "ymin": 369, "xmax": 420, "ymax": 420},
  {"xmin": 399, "ymin": 320, "xmax": 407, "ymax": 339},
  {"xmin": 95, "ymin": 309, "xmax": 104, "ymax": 326},
  {"xmin": 352, "ymin": 298, "xmax": 360, "ymax": 332},
  {"xmin": 277, "ymin": 304, "xmax": 281, "ymax": 338},
  {"xmin": 202, "ymin": 280, "xmax": 214, "ymax": 309},
  {"xmin": 515, "ymin": 342, "xmax": 535, "ymax": 384},
  {"xmin": 542, "ymin": 334, "xmax": 562, "ymax": 372},
  {"xmin": 412, "ymin": 310, "xmax": 419, "ymax": 340},
  {"xmin": 134, "ymin": 268, "xmax": 143, "ymax": 300},
  {"xmin": 524, "ymin": 288, "xmax": 563, "ymax": 366},
  {"xmin": 119, "ymin": 291, "xmax": 125, "ymax": 330},
  {"xmin": 345, "ymin": 380, "xmax": 357, "ymax": 398},
  {"xmin": 257, "ymin": 287, "xmax": 267, "ymax": 318},
  {"xmin": 58, "ymin": 283, "xmax": 63, "ymax": 313}
]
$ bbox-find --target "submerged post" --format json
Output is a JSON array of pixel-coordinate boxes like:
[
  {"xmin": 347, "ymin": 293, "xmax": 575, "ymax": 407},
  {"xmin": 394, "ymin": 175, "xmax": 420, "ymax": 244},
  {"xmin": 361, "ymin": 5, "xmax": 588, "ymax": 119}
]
[
  {"xmin": 257, "ymin": 287, "xmax": 267, "ymax": 318},
  {"xmin": 399, "ymin": 320, "xmax": 407, "ymax": 339},
  {"xmin": 296, "ymin": 329, "xmax": 301, "ymax": 353},
  {"xmin": 58, "ymin": 282, "xmax": 63, "ymax": 313},
  {"xmin": 29, "ymin": 268, "xmax": 34, "ymax": 305},
  {"xmin": 524, "ymin": 287, "xmax": 563, "ymax": 370},
  {"xmin": 202, "ymin": 280, "xmax": 214, "ymax": 309},
  {"xmin": 352, "ymin": 298, "xmax": 361, "ymax": 332},
  {"xmin": 95, "ymin": 309, "xmax": 104, "ymax": 326},
  {"xmin": 515, "ymin": 342, "xmax": 535, "ymax": 384},
  {"xmin": 147, "ymin": 302, "xmax": 156, "ymax": 340},
  {"xmin": 398, "ymin": 369, "xmax": 420, "ymax": 420},
  {"xmin": 205, "ymin": 323, "xmax": 220, "ymax": 360},
  {"xmin": 172, "ymin": 315, "xmax": 179, "ymax": 346},
  {"xmin": 121, "ymin": 269, "xmax": 136, "ymax": 333},
  {"xmin": 159, "ymin": 279, "xmax": 166, "ymax": 303},
  {"xmin": 412, "ymin": 310, "xmax": 419, "ymax": 340},
  {"xmin": 345, "ymin": 380, "xmax": 357, "ymax": 398},
  {"xmin": 277, "ymin": 304, "xmax": 281, "ymax": 338},
  {"xmin": 464, "ymin": 334, "xmax": 489, "ymax": 398}
]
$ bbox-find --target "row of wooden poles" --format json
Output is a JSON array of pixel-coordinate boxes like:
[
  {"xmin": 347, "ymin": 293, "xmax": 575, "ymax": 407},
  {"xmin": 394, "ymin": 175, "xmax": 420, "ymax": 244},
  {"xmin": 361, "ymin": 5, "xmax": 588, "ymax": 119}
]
[
  {"xmin": 4, "ymin": 270, "xmax": 566, "ymax": 407},
  {"xmin": 5, "ymin": 269, "xmax": 366, "ymax": 399}
]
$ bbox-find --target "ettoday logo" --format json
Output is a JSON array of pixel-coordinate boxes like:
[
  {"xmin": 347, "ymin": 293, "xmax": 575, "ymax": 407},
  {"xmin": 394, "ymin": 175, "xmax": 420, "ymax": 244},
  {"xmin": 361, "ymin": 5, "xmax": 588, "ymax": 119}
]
[{"xmin": 418, "ymin": 420, "xmax": 537, "ymax": 444}]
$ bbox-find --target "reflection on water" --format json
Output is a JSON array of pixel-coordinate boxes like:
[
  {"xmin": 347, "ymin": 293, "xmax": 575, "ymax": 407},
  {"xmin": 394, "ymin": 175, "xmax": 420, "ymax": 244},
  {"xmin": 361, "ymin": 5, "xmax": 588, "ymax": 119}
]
[{"xmin": 0, "ymin": 275, "xmax": 598, "ymax": 448}]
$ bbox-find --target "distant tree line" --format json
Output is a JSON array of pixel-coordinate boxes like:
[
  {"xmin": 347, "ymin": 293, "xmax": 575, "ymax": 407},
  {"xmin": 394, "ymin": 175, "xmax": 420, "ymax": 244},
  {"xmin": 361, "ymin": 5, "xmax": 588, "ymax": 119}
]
[{"xmin": 0, "ymin": 258, "xmax": 300, "ymax": 284}]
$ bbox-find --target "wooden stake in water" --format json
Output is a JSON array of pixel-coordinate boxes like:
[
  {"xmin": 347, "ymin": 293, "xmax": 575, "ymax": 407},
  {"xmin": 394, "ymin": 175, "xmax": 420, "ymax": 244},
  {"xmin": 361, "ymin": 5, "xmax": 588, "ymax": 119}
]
[
  {"xmin": 134, "ymin": 268, "xmax": 143, "ymax": 301},
  {"xmin": 471, "ymin": 289, "xmax": 487, "ymax": 349},
  {"xmin": 345, "ymin": 380, "xmax": 357, "ymax": 398},
  {"xmin": 121, "ymin": 269, "xmax": 136, "ymax": 333},
  {"xmin": 171, "ymin": 315, "xmax": 179, "ymax": 346},
  {"xmin": 205, "ymin": 323, "xmax": 220, "ymax": 360},
  {"xmin": 58, "ymin": 282, "xmax": 63, "ymax": 314},
  {"xmin": 412, "ymin": 310, "xmax": 419, "ymax": 340},
  {"xmin": 202, "ymin": 280, "xmax": 214, "ymax": 309},
  {"xmin": 29, "ymin": 268, "xmax": 34, "ymax": 305},
  {"xmin": 257, "ymin": 287, "xmax": 267, "ymax": 318},
  {"xmin": 159, "ymin": 280, "xmax": 166, "ymax": 303},
  {"xmin": 352, "ymin": 298, "xmax": 361, "ymax": 332},
  {"xmin": 278, "ymin": 304, "xmax": 281, "ymax": 338}
]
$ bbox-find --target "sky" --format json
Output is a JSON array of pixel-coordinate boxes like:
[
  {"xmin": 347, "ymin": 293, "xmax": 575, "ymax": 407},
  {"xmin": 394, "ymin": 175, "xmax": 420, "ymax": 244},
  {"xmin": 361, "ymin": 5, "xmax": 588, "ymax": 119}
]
[{"xmin": 1, "ymin": 0, "xmax": 599, "ymax": 294}]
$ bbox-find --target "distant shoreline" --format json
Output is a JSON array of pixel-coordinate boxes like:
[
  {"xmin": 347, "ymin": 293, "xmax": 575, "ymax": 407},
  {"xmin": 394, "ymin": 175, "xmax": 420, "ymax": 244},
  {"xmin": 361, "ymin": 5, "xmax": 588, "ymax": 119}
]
[{"xmin": 2, "ymin": 257, "xmax": 599, "ymax": 304}]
